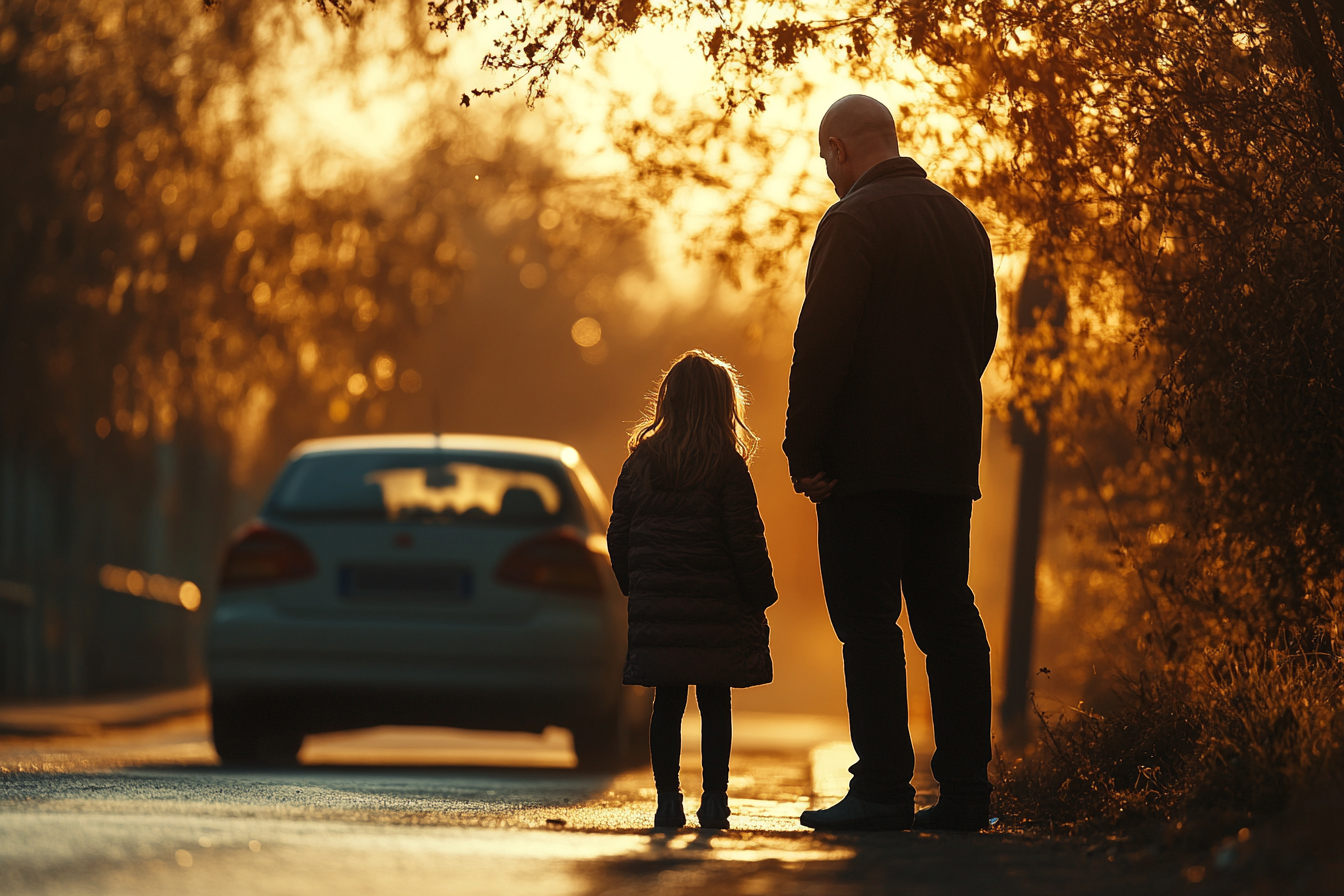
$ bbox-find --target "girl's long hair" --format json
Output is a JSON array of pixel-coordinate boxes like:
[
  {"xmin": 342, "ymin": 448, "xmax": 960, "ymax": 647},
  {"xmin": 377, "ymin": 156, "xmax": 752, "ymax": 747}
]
[{"xmin": 628, "ymin": 350, "xmax": 758, "ymax": 489}]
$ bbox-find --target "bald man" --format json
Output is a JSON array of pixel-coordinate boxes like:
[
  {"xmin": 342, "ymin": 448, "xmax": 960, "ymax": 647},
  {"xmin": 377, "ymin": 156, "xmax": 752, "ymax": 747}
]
[{"xmin": 787, "ymin": 95, "xmax": 997, "ymax": 832}]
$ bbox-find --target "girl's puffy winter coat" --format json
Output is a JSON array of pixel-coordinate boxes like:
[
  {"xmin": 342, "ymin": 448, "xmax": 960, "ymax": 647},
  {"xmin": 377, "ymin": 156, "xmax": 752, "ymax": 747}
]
[{"xmin": 607, "ymin": 448, "xmax": 777, "ymax": 688}]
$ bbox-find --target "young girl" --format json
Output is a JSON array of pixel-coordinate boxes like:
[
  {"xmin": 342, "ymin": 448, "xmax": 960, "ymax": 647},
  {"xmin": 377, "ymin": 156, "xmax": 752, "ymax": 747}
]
[{"xmin": 607, "ymin": 350, "xmax": 778, "ymax": 829}]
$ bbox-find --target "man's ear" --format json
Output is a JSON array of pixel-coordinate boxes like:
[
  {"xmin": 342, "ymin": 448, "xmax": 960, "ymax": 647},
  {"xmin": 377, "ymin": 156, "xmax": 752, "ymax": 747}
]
[{"xmin": 828, "ymin": 135, "xmax": 847, "ymax": 163}]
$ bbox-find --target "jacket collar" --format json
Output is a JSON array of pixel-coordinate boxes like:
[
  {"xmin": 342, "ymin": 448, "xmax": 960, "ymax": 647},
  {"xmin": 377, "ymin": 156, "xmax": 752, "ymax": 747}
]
[{"xmin": 845, "ymin": 155, "xmax": 926, "ymax": 196}]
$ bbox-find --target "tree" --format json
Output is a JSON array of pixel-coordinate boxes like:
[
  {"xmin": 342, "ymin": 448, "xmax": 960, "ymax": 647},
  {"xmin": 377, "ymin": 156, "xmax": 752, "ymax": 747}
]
[
  {"xmin": 0, "ymin": 0, "xmax": 651, "ymax": 695},
  {"xmin": 395, "ymin": 0, "xmax": 1344, "ymax": 819},
  {"xmin": 3, "ymin": 0, "xmax": 648, "ymax": 474}
]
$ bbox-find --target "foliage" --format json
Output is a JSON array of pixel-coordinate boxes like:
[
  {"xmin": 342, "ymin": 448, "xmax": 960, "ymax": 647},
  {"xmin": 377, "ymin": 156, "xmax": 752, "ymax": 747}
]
[
  {"xmin": 3, "ymin": 0, "xmax": 645, "ymax": 480},
  {"xmin": 1, "ymin": 0, "xmax": 414, "ymax": 473},
  {"xmin": 32, "ymin": 0, "xmax": 1344, "ymax": 823},
  {"xmin": 995, "ymin": 642, "xmax": 1344, "ymax": 834},
  {"xmin": 398, "ymin": 0, "xmax": 1344, "ymax": 825}
]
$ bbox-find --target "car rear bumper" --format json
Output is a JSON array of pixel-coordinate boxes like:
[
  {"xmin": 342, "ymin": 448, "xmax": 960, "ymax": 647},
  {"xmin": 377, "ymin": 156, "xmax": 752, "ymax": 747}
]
[
  {"xmin": 208, "ymin": 653, "xmax": 612, "ymax": 693},
  {"xmin": 206, "ymin": 603, "xmax": 624, "ymax": 732},
  {"xmin": 207, "ymin": 683, "xmax": 617, "ymax": 735}
]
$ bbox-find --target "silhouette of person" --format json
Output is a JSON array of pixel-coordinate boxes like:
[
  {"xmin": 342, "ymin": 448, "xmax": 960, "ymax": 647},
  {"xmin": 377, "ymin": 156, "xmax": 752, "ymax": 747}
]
[{"xmin": 787, "ymin": 95, "xmax": 998, "ymax": 832}]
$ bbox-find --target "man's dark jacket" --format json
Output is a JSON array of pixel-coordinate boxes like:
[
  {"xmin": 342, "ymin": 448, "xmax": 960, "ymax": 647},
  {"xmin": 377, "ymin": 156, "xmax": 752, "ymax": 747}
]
[
  {"xmin": 784, "ymin": 157, "xmax": 998, "ymax": 499},
  {"xmin": 608, "ymin": 449, "xmax": 776, "ymax": 688}
]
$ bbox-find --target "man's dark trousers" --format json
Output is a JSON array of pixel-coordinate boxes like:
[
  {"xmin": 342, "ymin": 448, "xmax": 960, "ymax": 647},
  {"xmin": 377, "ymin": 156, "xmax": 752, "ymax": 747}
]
[{"xmin": 817, "ymin": 489, "xmax": 992, "ymax": 805}]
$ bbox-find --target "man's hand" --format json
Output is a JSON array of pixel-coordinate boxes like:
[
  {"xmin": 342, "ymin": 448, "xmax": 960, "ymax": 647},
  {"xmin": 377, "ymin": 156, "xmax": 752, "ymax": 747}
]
[{"xmin": 792, "ymin": 472, "xmax": 838, "ymax": 504}]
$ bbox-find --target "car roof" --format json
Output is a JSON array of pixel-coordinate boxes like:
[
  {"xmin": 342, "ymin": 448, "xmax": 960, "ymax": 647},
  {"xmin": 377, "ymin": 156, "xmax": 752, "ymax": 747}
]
[{"xmin": 287, "ymin": 434, "xmax": 580, "ymax": 463}]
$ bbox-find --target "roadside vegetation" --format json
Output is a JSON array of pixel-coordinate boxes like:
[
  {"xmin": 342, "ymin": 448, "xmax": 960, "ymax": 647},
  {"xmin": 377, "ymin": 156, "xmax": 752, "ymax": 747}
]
[
  {"xmin": 1, "ymin": 0, "xmax": 648, "ymax": 478},
  {"xmin": 409, "ymin": 0, "xmax": 1344, "ymax": 845},
  {"xmin": 7, "ymin": 0, "xmax": 1341, "ymax": 846},
  {"xmin": 0, "ymin": 0, "xmax": 654, "ymax": 693}
]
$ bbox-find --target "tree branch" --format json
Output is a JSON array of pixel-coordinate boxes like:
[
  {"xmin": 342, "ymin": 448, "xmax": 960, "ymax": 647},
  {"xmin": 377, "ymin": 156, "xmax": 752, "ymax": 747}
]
[{"xmin": 1276, "ymin": 0, "xmax": 1344, "ymax": 161}]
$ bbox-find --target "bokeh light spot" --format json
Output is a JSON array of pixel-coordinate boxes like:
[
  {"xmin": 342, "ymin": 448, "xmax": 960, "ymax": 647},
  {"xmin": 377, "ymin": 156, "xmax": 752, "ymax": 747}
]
[
  {"xmin": 571, "ymin": 317, "xmax": 602, "ymax": 346},
  {"xmin": 178, "ymin": 582, "xmax": 201, "ymax": 611},
  {"xmin": 234, "ymin": 230, "xmax": 254, "ymax": 252},
  {"xmin": 538, "ymin": 208, "xmax": 562, "ymax": 229},
  {"xmin": 347, "ymin": 373, "xmax": 368, "ymax": 396},
  {"xmin": 372, "ymin": 355, "xmax": 396, "ymax": 390},
  {"xmin": 399, "ymin": 369, "xmax": 423, "ymax": 393},
  {"xmin": 99, "ymin": 566, "xmax": 125, "ymax": 591},
  {"xmin": 520, "ymin": 262, "xmax": 548, "ymax": 289},
  {"xmin": 95, "ymin": 417, "xmax": 111, "ymax": 438},
  {"xmin": 329, "ymin": 396, "xmax": 350, "ymax": 423},
  {"xmin": 174, "ymin": 849, "xmax": 192, "ymax": 867},
  {"xmin": 146, "ymin": 574, "xmax": 173, "ymax": 601},
  {"xmin": 581, "ymin": 341, "xmax": 609, "ymax": 365},
  {"xmin": 94, "ymin": 108, "xmax": 110, "ymax": 127}
]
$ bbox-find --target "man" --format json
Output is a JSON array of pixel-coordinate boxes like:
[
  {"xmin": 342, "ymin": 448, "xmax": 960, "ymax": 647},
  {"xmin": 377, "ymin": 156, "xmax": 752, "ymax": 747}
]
[{"xmin": 787, "ymin": 95, "xmax": 998, "ymax": 832}]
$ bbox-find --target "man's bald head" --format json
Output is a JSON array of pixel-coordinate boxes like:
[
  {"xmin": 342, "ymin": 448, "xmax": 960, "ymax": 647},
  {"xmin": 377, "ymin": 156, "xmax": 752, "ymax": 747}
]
[
  {"xmin": 820, "ymin": 95, "xmax": 900, "ymax": 152},
  {"xmin": 817, "ymin": 95, "xmax": 901, "ymax": 198}
]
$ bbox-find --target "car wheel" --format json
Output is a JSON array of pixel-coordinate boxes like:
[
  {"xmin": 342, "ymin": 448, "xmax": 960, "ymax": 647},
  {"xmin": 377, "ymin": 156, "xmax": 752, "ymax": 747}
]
[
  {"xmin": 572, "ymin": 687, "xmax": 651, "ymax": 772},
  {"xmin": 211, "ymin": 697, "xmax": 305, "ymax": 766},
  {"xmin": 571, "ymin": 704, "xmax": 623, "ymax": 772},
  {"xmin": 623, "ymin": 687, "xmax": 652, "ymax": 767}
]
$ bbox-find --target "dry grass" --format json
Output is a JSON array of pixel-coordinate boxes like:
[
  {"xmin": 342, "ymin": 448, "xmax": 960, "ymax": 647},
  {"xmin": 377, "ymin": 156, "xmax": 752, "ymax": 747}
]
[{"xmin": 993, "ymin": 641, "xmax": 1344, "ymax": 844}]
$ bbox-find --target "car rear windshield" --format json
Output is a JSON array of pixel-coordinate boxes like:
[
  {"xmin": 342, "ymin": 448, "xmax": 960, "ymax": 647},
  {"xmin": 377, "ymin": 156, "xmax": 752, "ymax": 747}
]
[{"xmin": 266, "ymin": 451, "xmax": 580, "ymax": 525}]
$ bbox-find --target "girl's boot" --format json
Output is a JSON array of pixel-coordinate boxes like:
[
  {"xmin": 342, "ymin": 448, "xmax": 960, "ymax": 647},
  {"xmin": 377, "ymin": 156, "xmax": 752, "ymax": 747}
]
[
  {"xmin": 697, "ymin": 791, "xmax": 731, "ymax": 829},
  {"xmin": 654, "ymin": 791, "xmax": 686, "ymax": 828}
]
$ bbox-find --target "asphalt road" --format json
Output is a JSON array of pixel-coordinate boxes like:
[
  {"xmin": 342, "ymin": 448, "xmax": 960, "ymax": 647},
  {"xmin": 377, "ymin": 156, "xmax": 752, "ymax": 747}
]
[{"xmin": 0, "ymin": 704, "xmax": 1194, "ymax": 896}]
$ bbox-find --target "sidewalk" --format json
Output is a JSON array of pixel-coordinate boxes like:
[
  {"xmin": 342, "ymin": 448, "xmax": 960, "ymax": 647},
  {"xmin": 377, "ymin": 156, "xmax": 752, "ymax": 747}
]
[{"xmin": 0, "ymin": 684, "xmax": 209, "ymax": 736}]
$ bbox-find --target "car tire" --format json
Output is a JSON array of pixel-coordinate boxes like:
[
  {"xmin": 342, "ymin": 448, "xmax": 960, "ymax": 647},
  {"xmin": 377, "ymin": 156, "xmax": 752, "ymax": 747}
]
[
  {"xmin": 623, "ymin": 688, "xmax": 652, "ymax": 767},
  {"xmin": 572, "ymin": 687, "xmax": 652, "ymax": 773},
  {"xmin": 211, "ymin": 697, "xmax": 305, "ymax": 766},
  {"xmin": 571, "ymin": 706, "xmax": 623, "ymax": 772}
]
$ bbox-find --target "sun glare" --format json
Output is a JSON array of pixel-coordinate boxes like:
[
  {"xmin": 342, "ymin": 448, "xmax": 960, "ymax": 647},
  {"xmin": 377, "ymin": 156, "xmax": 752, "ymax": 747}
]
[{"xmin": 209, "ymin": 2, "xmax": 1004, "ymax": 322}]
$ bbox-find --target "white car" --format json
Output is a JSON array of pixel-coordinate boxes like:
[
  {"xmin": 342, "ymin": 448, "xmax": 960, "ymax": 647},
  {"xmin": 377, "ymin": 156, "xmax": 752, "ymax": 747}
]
[{"xmin": 207, "ymin": 434, "xmax": 650, "ymax": 769}]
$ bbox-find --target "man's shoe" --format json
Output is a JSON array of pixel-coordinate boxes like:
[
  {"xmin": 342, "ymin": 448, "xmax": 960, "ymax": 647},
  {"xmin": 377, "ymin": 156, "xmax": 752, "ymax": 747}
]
[
  {"xmin": 697, "ymin": 791, "xmax": 731, "ymax": 829},
  {"xmin": 912, "ymin": 799, "xmax": 989, "ymax": 832},
  {"xmin": 799, "ymin": 792, "xmax": 914, "ymax": 831},
  {"xmin": 653, "ymin": 791, "xmax": 686, "ymax": 828}
]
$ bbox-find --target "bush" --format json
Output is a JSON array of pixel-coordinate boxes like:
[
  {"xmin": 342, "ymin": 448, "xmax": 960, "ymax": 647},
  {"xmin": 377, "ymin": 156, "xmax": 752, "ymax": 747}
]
[{"xmin": 995, "ymin": 641, "xmax": 1344, "ymax": 839}]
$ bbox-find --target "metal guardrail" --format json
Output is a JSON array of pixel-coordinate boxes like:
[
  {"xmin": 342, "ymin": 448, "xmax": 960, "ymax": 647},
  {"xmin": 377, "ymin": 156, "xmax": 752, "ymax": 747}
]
[{"xmin": 97, "ymin": 565, "xmax": 201, "ymax": 611}]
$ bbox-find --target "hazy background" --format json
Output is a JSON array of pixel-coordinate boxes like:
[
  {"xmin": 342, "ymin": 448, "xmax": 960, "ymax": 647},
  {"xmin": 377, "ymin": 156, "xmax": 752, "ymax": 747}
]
[{"xmin": 2, "ymin": 0, "xmax": 1052, "ymax": 728}]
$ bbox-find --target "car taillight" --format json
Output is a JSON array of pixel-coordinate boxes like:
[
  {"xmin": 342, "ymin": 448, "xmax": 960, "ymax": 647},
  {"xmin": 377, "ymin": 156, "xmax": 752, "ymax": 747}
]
[
  {"xmin": 495, "ymin": 528, "xmax": 605, "ymax": 597},
  {"xmin": 219, "ymin": 523, "xmax": 316, "ymax": 589}
]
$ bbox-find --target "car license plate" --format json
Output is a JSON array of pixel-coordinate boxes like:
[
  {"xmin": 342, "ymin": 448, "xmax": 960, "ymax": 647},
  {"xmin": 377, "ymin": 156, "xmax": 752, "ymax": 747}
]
[{"xmin": 338, "ymin": 565, "xmax": 473, "ymax": 601}]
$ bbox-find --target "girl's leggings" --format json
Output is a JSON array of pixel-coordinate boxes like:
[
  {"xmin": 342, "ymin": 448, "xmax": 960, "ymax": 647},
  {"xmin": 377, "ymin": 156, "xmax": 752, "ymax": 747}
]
[{"xmin": 650, "ymin": 684, "xmax": 731, "ymax": 794}]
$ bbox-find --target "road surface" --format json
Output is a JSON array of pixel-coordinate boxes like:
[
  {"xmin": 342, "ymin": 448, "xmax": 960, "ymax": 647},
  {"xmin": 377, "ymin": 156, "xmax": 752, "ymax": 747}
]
[{"xmin": 0, "ymin": 698, "xmax": 1202, "ymax": 895}]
